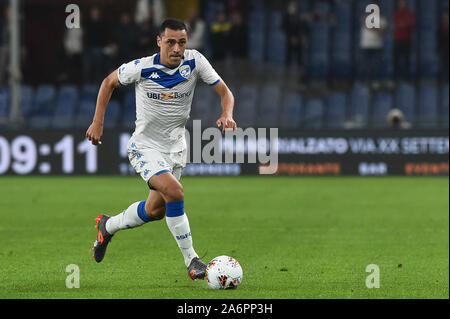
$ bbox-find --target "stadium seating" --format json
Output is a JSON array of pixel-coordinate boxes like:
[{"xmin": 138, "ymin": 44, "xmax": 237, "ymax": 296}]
[
  {"xmin": 326, "ymin": 93, "xmax": 347, "ymax": 128},
  {"xmin": 440, "ymin": 83, "xmax": 449, "ymax": 127},
  {"xmin": 257, "ymin": 84, "xmax": 281, "ymax": 127},
  {"xmin": 121, "ymin": 89, "xmax": 136, "ymax": 129},
  {"xmin": 51, "ymin": 85, "xmax": 79, "ymax": 129},
  {"xmin": 191, "ymin": 84, "xmax": 215, "ymax": 125},
  {"xmin": 0, "ymin": 87, "xmax": 39, "ymax": 128},
  {"xmin": 348, "ymin": 83, "xmax": 371, "ymax": 127},
  {"xmin": 20, "ymin": 85, "xmax": 35, "ymax": 118},
  {"xmin": 248, "ymin": 11, "xmax": 265, "ymax": 63},
  {"xmin": 417, "ymin": 82, "xmax": 439, "ymax": 128},
  {"xmin": 0, "ymin": 78, "xmax": 447, "ymax": 131},
  {"xmin": 303, "ymin": 98, "xmax": 325, "ymax": 128},
  {"xmin": 280, "ymin": 92, "xmax": 303, "ymax": 128},
  {"xmin": 234, "ymin": 85, "xmax": 258, "ymax": 128},
  {"xmin": 266, "ymin": 11, "xmax": 286, "ymax": 65},
  {"xmin": 379, "ymin": 0, "xmax": 395, "ymax": 78},
  {"xmin": 0, "ymin": 80, "xmax": 447, "ymax": 130},
  {"xmin": 0, "ymin": 86, "xmax": 9, "ymax": 124},
  {"xmin": 74, "ymin": 84, "xmax": 98, "ymax": 129},
  {"xmin": 104, "ymin": 99, "xmax": 121, "ymax": 129},
  {"xmin": 330, "ymin": 1, "xmax": 352, "ymax": 79},
  {"xmin": 417, "ymin": 0, "xmax": 439, "ymax": 77},
  {"xmin": 0, "ymin": 0, "xmax": 447, "ymax": 132},
  {"xmin": 28, "ymin": 85, "xmax": 56, "ymax": 129},
  {"xmin": 371, "ymin": 92, "xmax": 393, "ymax": 128},
  {"xmin": 309, "ymin": 21, "xmax": 329, "ymax": 79},
  {"xmin": 395, "ymin": 83, "xmax": 416, "ymax": 125}
]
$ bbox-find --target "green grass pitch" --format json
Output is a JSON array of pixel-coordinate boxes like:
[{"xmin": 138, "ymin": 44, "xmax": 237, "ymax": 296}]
[{"xmin": 0, "ymin": 176, "xmax": 448, "ymax": 299}]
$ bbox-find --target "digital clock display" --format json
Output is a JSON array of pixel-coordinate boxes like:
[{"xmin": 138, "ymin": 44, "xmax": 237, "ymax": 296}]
[{"xmin": 0, "ymin": 132, "xmax": 110, "ymax": 175}]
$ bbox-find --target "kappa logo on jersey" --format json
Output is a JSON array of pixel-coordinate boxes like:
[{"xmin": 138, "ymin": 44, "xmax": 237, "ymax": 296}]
[
  {"xmin": 139, "ymin": 161, "xmax": 147, "ymax": 169},
  {"xmin": 157, "ymin": 160, "xmax": 166, "ymax": 167},
  {"xmin": 149, "ymin": 72, "xmax": 160, "ymax": 79},
  {"xmin": 179, "ymin": 65, "xmax": 191, "ymax": 79},
  {"xmin": 147, "ymin": 91, "xmax": 192, "ymax": 100}
]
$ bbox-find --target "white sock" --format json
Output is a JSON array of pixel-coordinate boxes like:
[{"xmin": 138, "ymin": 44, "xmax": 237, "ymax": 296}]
[
  {"xmin": 165, "ymin": 201, "xmax": 199, "ymax": 267},
  {"xmin": 105, "ymin": 201, "xmax": 152, "ymax": 235}
]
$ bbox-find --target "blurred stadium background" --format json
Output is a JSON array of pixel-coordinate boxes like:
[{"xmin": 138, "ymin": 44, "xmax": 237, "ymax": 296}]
[{"xmin": 0, "ymin": 0, "xmax": 448, "ymax": 176}]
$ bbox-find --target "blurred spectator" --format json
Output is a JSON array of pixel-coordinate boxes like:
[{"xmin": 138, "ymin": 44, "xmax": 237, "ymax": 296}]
[
  {"xmin": 210, "ymin": 10, "xmax": 231, "ymax": 61},
  {"xmin": 186, "ymin": 8, "xmax": 206, "ymax": 52},
  {"xmin": 135, "ymin": 0, "xmax": 166, "ymax": 27},
  {"xmin": 310, "ymin": 0, "xmax": 334, "ymax": 22},
  {"xmin": 282, "ymin": 0, "xmax": 309, "ymax": 80},
  {"xmin": 229, "ymin": 11, "xmax": 247, "ymax": 59},
  {"xmin": 135, "ymin": 0, "xmax": 151, "ymax": 24},
  {"xmin": 116, "ymin": 12, "xmax": 137, "ymax": 64},
  {"xmin": 136, "ymin": 12, "xmax": 159, "ymax": 58},
  {"xmin": 62, "ymin": 25, "xmax": 83, "ymax": 84},
  {"xmin": 83, "ymin": 7, "xmax": 108, "ymax": 83},
  {"xmin": 437, "ymin": 10, "xmax": 449, "ymax": 82},
  {"xmin": 360, "ymin": 5, "xmax": 388, "ymax": 84},
  {"xmin": 0, "ymin": 6, "xmax": 10, "ymax": 85},
  {"xmin": 230, "ymin": 0, "xmax": 247, "ymax": 15},
  {"xmin": 387, "ymin": 108, "xmax": 411, "ymax": 129},
  {"xmin": 393, "ymin": 0, "xmax": 415, "ymax": 80}
]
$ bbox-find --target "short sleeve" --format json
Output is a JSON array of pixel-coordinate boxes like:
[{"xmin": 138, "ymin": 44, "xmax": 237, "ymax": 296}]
[
  {"xmin": 117, "ymin": 58, "xmax": 143, "ymax": 86},
  {"xmin": 194, "ymin": 50, "xmax": 221, "ymax": 86}
]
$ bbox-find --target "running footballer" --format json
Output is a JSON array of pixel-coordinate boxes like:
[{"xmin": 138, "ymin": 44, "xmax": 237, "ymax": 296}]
[{"xmin": 85, "ymin": 19, "xmax": 236, "ymax": 280}]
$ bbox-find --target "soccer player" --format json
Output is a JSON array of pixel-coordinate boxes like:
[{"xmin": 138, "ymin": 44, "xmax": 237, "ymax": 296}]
[{"xmin": 85, "ymin": 19, "xmax": 236, "ymax": 280}]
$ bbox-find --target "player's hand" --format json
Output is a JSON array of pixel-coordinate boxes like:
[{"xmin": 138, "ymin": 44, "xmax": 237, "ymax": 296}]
[
  {"xmin": 216, "ymin": 115, "xmax": 237, "ymax": 133},
  {"xmin": 86, "ymin": 122, "xmax": 103, "ymax": 145}
]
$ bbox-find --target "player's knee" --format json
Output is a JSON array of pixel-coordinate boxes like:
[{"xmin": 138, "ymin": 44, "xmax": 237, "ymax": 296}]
[{"xmin": 162, "ymin": 183, "xmax": 184, "ymax": 202}]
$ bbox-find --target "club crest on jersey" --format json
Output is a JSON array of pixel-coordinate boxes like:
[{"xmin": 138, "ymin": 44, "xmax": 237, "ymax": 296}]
[{"xmin": 179, "ymin": 65, "xmax": 191, "ymax": 79}]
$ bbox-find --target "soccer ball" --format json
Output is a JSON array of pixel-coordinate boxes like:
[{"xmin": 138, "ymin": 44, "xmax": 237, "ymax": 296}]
[{"xmin": 205, "ymin": 256, "xmax": 243, "ymax": 290}]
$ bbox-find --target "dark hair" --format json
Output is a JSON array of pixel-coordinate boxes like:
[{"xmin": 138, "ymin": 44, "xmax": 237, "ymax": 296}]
[{"xmin": 158, "ymin": 18, "xmax": 188, "ymax": 36}]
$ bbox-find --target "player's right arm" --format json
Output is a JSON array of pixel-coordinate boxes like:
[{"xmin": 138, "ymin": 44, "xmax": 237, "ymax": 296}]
[
  {"xmin": 86, "ymin": 58, "xmax": 144, "ymax": 145},
  {"xmin": 86, "ymin": 70, "xmax": 121, "ymax": 145}
]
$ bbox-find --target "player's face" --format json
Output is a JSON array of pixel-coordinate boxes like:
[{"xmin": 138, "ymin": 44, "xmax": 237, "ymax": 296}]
[{"xmin": 157, "ymin": 28, "xmax": 188, "ymax": 67}]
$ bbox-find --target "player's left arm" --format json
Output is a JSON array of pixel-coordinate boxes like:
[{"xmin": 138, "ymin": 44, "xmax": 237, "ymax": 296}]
[{"xmin": 213, "ymin": 80, "xmax": 237, "ymax": 133}]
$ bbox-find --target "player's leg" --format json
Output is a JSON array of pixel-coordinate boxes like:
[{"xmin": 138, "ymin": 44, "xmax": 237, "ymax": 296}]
[
  {"xmin": 103, "ymin": 147, "xmax": 170, "ymax": 232},
  {"xmin": 104, "ymin": 189, "xmax": 166, "ymax": 235},
  {"xmin": 149, "ymin": 170, "xmax": 206, "ymax": 279},
  {"xmin": 92, "ymin": 192, "xmax": 165, "ymax": 263},
  {"xmin": 92, "ymin": 148, "xmax": 170, "ymax": 263},
  {"xmin": 145, "ymin": 189, "xmax": 166, "ymax": 220}
]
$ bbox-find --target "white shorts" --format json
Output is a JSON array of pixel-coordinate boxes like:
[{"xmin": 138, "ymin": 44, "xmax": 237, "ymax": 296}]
[{"xmin": 128, "ymin": 143, "xmax": 187, "ymax": 185}]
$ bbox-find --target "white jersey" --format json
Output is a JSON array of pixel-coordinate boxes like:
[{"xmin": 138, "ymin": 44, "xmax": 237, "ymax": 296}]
[{"xmin": 117, "ymin": 49, "xmax": 221, "ymax": 153}]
